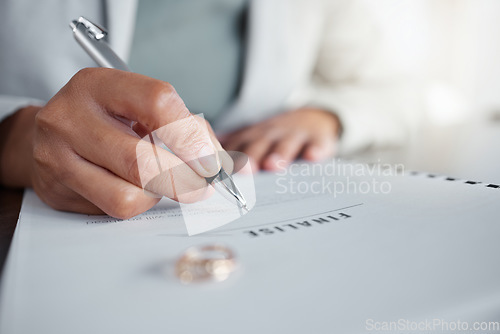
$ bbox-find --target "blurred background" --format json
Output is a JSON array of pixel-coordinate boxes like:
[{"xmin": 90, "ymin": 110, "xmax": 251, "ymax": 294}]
[
  {"xmin": 366, "ymin": 0, "xmax": 500, "ymax": 125},
  {"xmin": 357, "ymin": 0, "xmax": 500, "ymax": 183}
]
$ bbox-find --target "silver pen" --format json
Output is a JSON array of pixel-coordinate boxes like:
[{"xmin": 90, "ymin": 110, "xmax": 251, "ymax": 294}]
[{"xmin": 70, "ymin": 16, "xmax": 248, "ymax": 210}]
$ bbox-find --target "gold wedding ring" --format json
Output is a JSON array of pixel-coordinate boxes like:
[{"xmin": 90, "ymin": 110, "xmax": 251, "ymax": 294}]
[{"xmin": 175, "ymin": 244, "xmax": 237, "ymax": 284}]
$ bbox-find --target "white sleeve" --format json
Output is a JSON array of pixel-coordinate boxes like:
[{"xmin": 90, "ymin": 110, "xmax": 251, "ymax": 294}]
[
  {"xmin": 300, "ymin": 0, "xmax": 421, "ymax": 155},
  {"xmin": 0, "ymin": 95, "xmax": 45, "ymax": 122}
]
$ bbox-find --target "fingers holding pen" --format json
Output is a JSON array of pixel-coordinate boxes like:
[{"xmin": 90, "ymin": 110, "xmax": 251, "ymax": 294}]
[
  {"xmin": 32, "ymin": 139, "xmax": 160, "ymax": 218},
  {"xmin": 43, "ymin": 110, "xmax": 212, "ymax": 203},
  {"xmin": 32, "ymin": 68, "xmax": 222, "ymax": 216},
  {"xmin": 75, "ymin": 68, "xmax": 223, "ymax": 178}
]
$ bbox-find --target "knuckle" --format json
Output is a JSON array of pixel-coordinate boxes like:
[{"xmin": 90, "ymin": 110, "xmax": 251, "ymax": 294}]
[
  {"xmin": 108, "ymin": 189, "xmax": 142, "ymax": 219},
  {"xmin": 150, "ymin": 81, "xmax": 174, "ymax": 107},
  {"xmin": 72, "ymin": 67, "xmax": 99, "ymax": 83},
  {"xmin": 34, "ymin": 107, "xmax": 54, "ymax": 130},
  {"xmin": 34, "ymin": 97, "xmax": 72, "ymax": 134},
  {"xmin": 147, "ymin": 81, "xmax": 189, "ymax": 127},
  {"xmin": 66, "ymin": 67, "xmax": 107, "ymax": 97},
  {"xmin": 67, "ymin": 68, "xmax": 95, "ymax": 91}
]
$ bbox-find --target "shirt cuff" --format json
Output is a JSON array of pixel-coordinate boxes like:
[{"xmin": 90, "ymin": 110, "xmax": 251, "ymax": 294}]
[{"xmin": 0, "ymin": 96, "xmax": 45, "ymax": 123}]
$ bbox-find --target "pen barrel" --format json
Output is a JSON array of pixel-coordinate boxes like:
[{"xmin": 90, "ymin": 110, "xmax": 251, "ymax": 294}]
[{"xmin": 72, "ymin": 24, "xmax": 130, "ymax": 71}]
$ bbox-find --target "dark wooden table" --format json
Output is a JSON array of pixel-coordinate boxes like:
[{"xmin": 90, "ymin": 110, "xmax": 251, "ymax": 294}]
[{"xmin": 0, "ymin": 187, "xmax": 23, "ymax": 276}]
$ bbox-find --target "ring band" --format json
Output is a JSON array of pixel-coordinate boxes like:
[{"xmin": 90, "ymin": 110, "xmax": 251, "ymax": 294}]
[{"xmin": 175, "ymin": 244, "xmax": 236, "ymax": 284}]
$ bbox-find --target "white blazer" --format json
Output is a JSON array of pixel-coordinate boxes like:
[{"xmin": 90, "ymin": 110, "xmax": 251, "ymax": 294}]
[{"xmin": 0, "ymin": 0, "xmax": 417, "ymax": 154}]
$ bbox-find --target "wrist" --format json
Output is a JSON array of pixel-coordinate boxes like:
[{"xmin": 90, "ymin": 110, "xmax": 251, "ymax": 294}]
[{"xmin": 0, "ymin": 105, "xmax": 41, "ymax": 188}]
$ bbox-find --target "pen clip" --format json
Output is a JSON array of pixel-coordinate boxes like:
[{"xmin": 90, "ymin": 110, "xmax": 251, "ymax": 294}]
[
  {"xmin": 69, "ymin": 16, "xmax": 130, "ymax": 71},
  {"xmin": 70, "ymin": 17, "xmax": 107, "ymax": 40}
]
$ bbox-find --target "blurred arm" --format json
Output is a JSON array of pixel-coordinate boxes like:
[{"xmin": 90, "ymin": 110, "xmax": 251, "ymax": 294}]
[{"xmin": 302, "ymin": 0, "xmax": 420, "ymax": 154}]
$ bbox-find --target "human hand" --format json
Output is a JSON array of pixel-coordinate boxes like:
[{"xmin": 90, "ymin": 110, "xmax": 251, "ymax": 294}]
[
  {"xmin": 220, "ymin": 108, "xmax": 340, "ymax": 171},
  {"xmin": 0, "ymin": 68, "xmax": 227, "ymax": 218}
]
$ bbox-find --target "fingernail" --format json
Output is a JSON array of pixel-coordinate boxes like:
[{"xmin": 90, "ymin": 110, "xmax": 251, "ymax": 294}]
[{"xmin": 198, "ymin": 144, "xmax": 220, "ymax": 175}]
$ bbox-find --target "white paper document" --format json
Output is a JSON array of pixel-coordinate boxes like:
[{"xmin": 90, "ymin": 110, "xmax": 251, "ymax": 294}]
[{"xmin": 1, "ymin": 161, "xmax": 499, "ymax": 334}]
